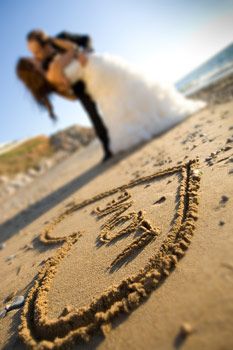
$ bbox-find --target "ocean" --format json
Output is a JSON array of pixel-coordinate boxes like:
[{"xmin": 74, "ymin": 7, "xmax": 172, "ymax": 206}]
[{"xmin": 176, "ymin": 42, "xmax": 233, "ymax": 96}]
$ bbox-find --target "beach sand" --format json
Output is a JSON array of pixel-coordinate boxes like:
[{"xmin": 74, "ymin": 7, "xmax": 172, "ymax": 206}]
[
  {"xmin": 190, "ymin": 73, "xmax": 233, "ymax": 105},
  {"xmin": 0, "ymin": 100, "xmax": 233, "ymax": 349}
]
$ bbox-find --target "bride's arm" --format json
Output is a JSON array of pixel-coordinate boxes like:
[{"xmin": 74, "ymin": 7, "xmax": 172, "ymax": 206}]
[{"xmin": 49, "ymin": 37, "xmax": 77, "ymax": 51}]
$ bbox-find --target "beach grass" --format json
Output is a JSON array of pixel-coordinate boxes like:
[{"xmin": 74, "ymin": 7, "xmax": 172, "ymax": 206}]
[{"xmin": 0, "ymin": 135, "xmax": 54, "ymax": 177}]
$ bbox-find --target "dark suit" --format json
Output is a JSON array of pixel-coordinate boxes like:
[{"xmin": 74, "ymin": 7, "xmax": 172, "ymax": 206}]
[
  {"xmin": 56, "ymin": 31, "xmax": 93, "ymax": 51},
  {"xmin": 52, "ymin": 32, "xmax": 112, "ymax": 160}
]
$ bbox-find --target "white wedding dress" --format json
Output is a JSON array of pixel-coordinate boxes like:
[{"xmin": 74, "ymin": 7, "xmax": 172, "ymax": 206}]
[{"xmin": 65, "ymin": 53, "xmax": 206, "ymax": 153}]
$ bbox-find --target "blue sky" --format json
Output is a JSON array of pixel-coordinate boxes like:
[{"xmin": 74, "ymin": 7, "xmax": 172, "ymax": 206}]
[{"xmin": 1, "ymin": 0, "xmax": 233, "ymax": 143}]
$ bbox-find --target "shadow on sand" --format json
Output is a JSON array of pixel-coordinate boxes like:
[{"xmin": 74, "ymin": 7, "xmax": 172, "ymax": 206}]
[
  {"xmin": 0, "ymin": 157, "xmax": 114, "ymax": 244},
  {"xmin": 0, "ymin": 141, "xmax": 147, "ymax": 245}
]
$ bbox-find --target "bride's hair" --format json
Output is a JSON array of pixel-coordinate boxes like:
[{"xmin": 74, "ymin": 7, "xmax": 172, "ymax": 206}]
[{"xmin": 16, "ymin": 57, "xmax": 57, "ymax": 121}]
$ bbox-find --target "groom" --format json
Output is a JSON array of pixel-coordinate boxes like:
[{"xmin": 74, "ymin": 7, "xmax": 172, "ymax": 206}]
[{"xmin": 27, "ymin": 30, "xmax": 112, "ymax": 161}]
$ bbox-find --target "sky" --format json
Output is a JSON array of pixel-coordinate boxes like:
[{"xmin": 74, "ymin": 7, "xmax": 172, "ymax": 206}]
[{"xmin": 1, "ymin": 0, "xmax": 233, "ymax": 143}]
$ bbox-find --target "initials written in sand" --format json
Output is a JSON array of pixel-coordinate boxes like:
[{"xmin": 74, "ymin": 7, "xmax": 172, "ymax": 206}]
[{"xmin": 93, "ymin": 191, "xmax": 160, "ymax": 271}]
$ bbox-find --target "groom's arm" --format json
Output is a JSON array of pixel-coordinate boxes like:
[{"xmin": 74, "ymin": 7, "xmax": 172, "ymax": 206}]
[{"xmin": 55, "ymin": 31, "xmax": 93, "ymax": 51}]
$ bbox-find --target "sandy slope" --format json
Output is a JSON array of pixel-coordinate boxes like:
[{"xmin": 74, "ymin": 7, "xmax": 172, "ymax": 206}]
[{"xmin": 0, "ymin": 101, "xmax": 233, "ymax": 350}]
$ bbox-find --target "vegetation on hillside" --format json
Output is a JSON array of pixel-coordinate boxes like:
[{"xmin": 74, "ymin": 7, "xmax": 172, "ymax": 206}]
[{"xmin": 0, "ymin": 136, "xmax": 54, "ymax": 177}]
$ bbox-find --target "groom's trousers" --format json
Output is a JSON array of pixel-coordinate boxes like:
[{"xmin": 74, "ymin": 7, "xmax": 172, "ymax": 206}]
[{"xmin": 72, "ymin": 81, "xmax": 112, "ymax": 160}]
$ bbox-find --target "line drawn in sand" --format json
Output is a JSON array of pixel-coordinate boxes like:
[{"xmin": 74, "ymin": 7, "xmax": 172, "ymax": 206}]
[
  {"xmin": 19, "ymin": 159, "xmax": 201, "ymax": 349},
  {"xmin": 92, "ymin": 191, "xmax": 160, "ymax": 271}
]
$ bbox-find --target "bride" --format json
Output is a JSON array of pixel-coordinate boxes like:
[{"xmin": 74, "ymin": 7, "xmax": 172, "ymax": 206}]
[{"xmin": 17, "ymin": 49, "xmax": 206, "ymax": 155}]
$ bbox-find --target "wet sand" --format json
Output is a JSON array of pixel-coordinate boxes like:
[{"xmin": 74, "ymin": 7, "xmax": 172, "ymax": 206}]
[
  {"xmin": 190, "ymin": 73, "xmax": 233, "ymax": 105},
  {"xmin": 0, "ymin": 100, "xmax": 233, "ymax": 349}
]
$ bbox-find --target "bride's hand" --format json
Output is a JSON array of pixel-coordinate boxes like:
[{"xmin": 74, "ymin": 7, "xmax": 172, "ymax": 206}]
[
  {"xmin": 78, "ymin": 52, "xmax": 88, "ymax": 66},
  {"xmin": 55, "ymin": 49, "xmax": 78, "ymax": 68}
]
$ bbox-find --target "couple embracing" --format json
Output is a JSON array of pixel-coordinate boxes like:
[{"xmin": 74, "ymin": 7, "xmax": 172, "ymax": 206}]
[{"xmin": 17, "ymin": 30, "xmax": 206, "ymax": 161}]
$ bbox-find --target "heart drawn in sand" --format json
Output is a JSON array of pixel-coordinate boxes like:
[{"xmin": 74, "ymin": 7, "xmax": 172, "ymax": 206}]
[{"xmin": 19, "ymin": 159, "xmax": 200, "ymax": 349}]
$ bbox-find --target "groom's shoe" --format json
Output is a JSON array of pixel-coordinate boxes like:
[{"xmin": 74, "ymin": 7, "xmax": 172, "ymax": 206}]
[{"xmin": 102, "ymin": 150, "xmax": 113, "ymax": 162}]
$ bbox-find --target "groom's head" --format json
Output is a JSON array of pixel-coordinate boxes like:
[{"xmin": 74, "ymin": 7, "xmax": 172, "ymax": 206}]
[{"xmin": 27, "ymin": 30, "xmax": 54, "ymax": 61}]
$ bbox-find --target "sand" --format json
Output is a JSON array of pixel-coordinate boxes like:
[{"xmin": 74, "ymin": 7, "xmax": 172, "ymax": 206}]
[
  {"xmin": 190, "ymin": 73, "xmax": 233, "ymax": 105},
  {"xmin": 0, "ymin": 100, "xmax": 233, "ymax": 349}
]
